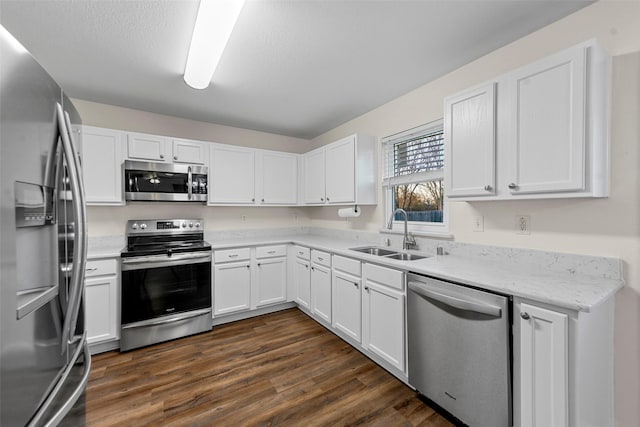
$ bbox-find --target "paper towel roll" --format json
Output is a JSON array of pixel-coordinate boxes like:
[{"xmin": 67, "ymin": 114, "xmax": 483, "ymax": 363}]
[{"xmin": 338, "ymin": 206, "xmax": 360, "ymax": 218}]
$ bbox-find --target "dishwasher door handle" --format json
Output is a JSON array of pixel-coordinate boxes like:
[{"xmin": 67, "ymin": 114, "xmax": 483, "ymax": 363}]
[{"xmin": 408, "ymin": 281, "xmax": 502, "ymax": 317}]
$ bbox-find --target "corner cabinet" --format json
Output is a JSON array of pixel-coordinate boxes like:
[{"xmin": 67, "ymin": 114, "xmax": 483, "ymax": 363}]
[
  {"xmin": 514, "ymin": 297, "xmax": 614, "ymax": 427},
  {"xmin": 445, "ymin": 39, "xmax": 610, "ymax": 201},
  {"xmin": 81, "ymin": 126, "xmax": 124, "ymax": 205},
  {"xmin": 303, "ymin": 134, "xmax": 377, "ymax": 205}
]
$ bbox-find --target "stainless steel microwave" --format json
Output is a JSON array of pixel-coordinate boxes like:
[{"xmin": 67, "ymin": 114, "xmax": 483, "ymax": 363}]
[{"xmin": 124, "ymin": 160, "xmax": 208, "ymax": 202}]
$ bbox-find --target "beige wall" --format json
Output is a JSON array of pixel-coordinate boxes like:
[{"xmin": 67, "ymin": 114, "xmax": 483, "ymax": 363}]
[
  {"xmin": 74, "ymin": 99, "xmax": 313, "ymax": 237},
  {"xmin": 310, "ymin": 2, "xmax": 640, "ymax": 425}
]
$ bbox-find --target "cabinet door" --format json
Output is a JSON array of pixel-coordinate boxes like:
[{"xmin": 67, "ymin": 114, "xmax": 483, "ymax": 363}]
[
  {"xmin": 127, "ymin": 132, "xmax": 169, "ymax": 161},
  {"xmin": 81, "ymin": 126, "xmax": 124, "ymax": 205},
  {"xmin": 363, "ymin": 280, "xmax": 405, "ymax": 371},
  {"xmin": 214, "ymin": 262, "xmax": 251, "ymax": 315},
  {"xmin": 294, "ymin": 258, "xmax": 311, "ymax": 309},
  {"xmin": 303, "ymin": 148, "xmax": 326, "ymax": 204},
  {"xmin": 256, "ymin": 257, "xmax": 287, "ymax": 307},
  {"xmin": 209, "ymin": 145, "xmax": 255, "ymax": 204},
  {"xmin": 519, "ymin": 303, "xmax": 569, "ymax": 427},
  {"xmin": 332, "ymin": 271, "xmax": 361, "ymax": 342},
  {"xmin": 84, "ymin": 275, "xmax": 119, "ymax": 344},
  {"xmin": 172, "ymin": 138, "xmax": 206, "ymax": 164},
  {"xmin": 444, "ymin": 82, "xmax": 496, "ymax": 197},
  {"xmin": 325, "ymin": 136, "xmax": 355, "ymax": 203},
  {"xmin": 310, "ymin": 264, "xmax": 331, "ymax": 324},
  {"xmin": 508, "ymin": 47, "xmax": 586, "ymax": 194},
  {"xmin": 257, "ymin": 151, "xmax": 298, "ymax": 204}
]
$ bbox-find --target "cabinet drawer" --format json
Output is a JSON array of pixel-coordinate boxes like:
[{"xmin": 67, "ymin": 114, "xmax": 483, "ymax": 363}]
[
  {"xmin": 363, "ymin": 263, "xmax": 404, "ymax": 291},
  {"xmin": 256, "ymin": 245, "xmax": 287, "ymax": 259},
  {"xmin": 214, "ymin": 248, "xmax": 251, "ymax": 263},
  {"xmin": 332, "ymin": 255, "xmax": 361, "ymax": 277},
  {"xmin": 311, "ymin": 250, "xmax": 331, "ymax": 268},
  {"xmin": 294, "ymin": 246, "xmax": 310, "ymax": 260},
  {"xmin": 85, "ymin": 258, "xmax": 118, "ymax": 277}
]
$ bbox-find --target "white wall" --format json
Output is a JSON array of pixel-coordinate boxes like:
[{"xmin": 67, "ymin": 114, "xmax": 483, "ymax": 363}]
[
  {"xmin": 310, "ymin": 2, "xmax": 640, "ymax": 425},
  {"xmin": 73, "ymin": 99, "xmax": 313, "ymax": 237}
]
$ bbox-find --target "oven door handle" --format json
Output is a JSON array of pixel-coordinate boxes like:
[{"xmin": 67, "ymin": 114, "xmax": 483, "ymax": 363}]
[
  {"xmin": 121, "ymin": 252, "xmax": 212, "ymax": 271},
  {"xmin": 122, "ymin": 308, "xmax": 212, "ymax": 329}
]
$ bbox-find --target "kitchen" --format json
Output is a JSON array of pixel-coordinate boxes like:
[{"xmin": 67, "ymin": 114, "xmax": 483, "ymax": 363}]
[{"xmin": 1, "ymin": 1, "xmax": 638, "ymax": 426}]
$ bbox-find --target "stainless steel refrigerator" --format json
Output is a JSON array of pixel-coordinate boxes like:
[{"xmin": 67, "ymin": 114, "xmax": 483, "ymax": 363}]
[{"xmin": 0, "ymin": 25, "xmax": 91, "ymax": 426}]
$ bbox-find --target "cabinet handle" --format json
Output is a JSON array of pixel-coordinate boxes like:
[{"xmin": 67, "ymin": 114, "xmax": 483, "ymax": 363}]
[
  {"xmin": 305, "ymin": 264, "xmax": 309, "ymax": 269},
  {"xmin": 251, "ymin": 198, "xmax": 255, "ymax": 202},
  {"xmin": 246, "ymin": 265, "xmax": 250, "ymax": 269},
  {"xmin": 267, "ymin": 251, "xmax": 276, "ymax": 254},
  {"xmin": 85, "ymin": 267, "xmax": 98, "ymax": 272},
  {"xmin": 159, "ymin": 154, "xmax": 164, "ymax": 159},
  {"xmin": 353, "ymin": 282, "xmax": 359, "ymax": 288},
  {"xmin": 484, "ymin": 185, "xmax": 492, "ymax": 191},
  {"xmin": 320, "ymin": 198, "xmax": 324, "ymax": 202},
  {"xmin": 261, "ymin": 198, "xmax": 265, "ymax": 202},
  {"xmin": 173, "ymin": 155, "xmax": 178, "ymax": 160},
  {"xmin": 257, "ymin": 263, "xmax": 261, "ymax": 267},
  {"xmin": 520, "ymin": 312, "xmax": 530, "ymax": 320},
  {"xmin": 311, "ymin": 266, "xmax": 315, "ymax": 271},
  {"xmin": 228, "ymin": 254, "xmax": 239, "ymax": 258},
  {"xmin": 317, "ymin": 257, "xmax": 323, "ymax": 261},
  {"xmin": 508, "ymin": 183, "xmax": 518, "ymax": 190},
  {"xmin": 364, "ymin": 286, "xmax": 369, "ymax": 291},
  {"xmin": 326, "ymin": 197, "xmax": 330, "ymax": 201}
]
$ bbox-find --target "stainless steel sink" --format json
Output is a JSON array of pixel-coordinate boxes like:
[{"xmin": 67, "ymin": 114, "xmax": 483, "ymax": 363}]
[
  {"xmin": 385, "ymin": 252, "xmax": 428, "ymax": 261},
  {"xmin": 349, "ymin": 246, "xmax": 397, "ymax": 256}
]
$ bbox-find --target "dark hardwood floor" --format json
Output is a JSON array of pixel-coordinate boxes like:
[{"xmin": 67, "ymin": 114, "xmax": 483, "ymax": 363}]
[{"xmin": 86, "ymin": 308, "xmax": 453, "ymax": 426}]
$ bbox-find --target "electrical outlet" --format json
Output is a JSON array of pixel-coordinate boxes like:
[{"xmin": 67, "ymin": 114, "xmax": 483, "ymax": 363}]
[
  {"xmin": 472, "ymin": 216, "xmax": 484, "ymax": 232},
  {"xmin": 516, "ymin": 215, "xmax": 530, "ymax": 235},
  {"xmin": 241, "ymin": 215, "xmax": 247, "ymax": 222}
]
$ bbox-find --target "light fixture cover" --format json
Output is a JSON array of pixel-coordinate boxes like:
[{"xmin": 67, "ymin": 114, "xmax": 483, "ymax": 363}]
[{"xmin": 184, "ymin": 0, "xmax": 245, "ymax": 90}]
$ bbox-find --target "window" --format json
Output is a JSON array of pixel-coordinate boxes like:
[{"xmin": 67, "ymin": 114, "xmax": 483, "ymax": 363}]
[{"xmin": 382, "ymin": 120, "xmax": 448, "ymax": 235}]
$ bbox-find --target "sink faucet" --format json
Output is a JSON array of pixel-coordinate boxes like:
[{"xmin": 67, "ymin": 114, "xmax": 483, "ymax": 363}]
[{"xmin": 387, "ymin": 208, "xmax": 417, "ymax": 250}]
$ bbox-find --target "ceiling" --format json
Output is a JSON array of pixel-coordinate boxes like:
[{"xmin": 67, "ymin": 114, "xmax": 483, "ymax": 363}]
[{"xmin": 0, "ymin": 0, "xmax": 591, "ymax": 139}]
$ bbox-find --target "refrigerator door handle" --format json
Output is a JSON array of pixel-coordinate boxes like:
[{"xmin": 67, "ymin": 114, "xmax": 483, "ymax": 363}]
[
  {"xmin": 56, "ymin": 103, "xmax": 88, "ymax": 351},
  {"xmin": 27, "ymin": 333, "xmax": 91, "ymax": 427}
]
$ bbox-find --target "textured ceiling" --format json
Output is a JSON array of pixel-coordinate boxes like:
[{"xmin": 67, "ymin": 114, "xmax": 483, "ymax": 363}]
[{"xmin": 0, "ymin": 0, "xmax": 591, "ymax": 139}]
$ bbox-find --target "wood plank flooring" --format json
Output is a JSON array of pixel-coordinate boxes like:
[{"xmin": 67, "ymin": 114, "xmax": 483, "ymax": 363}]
[{"xmin": 86, "ymin": 308, "xmax": 453, "ymax": 426}]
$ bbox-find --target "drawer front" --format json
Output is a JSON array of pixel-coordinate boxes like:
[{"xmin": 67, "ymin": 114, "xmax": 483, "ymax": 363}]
[
  {"xmin": 332, "ymin": 255, "xmax": 361, "ymax": 277},
  {"xmin": 363, "ymin": 263, "xmax": 404, "ymax": 291},
  {"xmin": 311, "ymin": 250, "xmax": 331, "ymax": 268},
  {"xmin": 294, "ymin": 246, "xmax": 310, "ymax": 260},
  {"xmin": 85, "ymin": 258, "xmax": 118, "ymax": 278},
  {"xmin": 256, "ymin": 245, "xmax": 287, "ymax": 259},
  {"xmin": 214, "ymin": 247, "xmax": 251, "ymax": 263}
]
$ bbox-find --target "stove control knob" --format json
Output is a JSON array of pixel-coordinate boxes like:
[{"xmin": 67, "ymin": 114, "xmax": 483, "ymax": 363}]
[
  {"xmin": 131, "ymin": 223, "xmax": 138, "ymax": 230},
  {"xmin": 181, "ymin": 222, "xmax": 187, "ymax": 228},
  {"xmin": 189, "ymin": 222, "xmax": 194, "ymax": 228},
  {"xmin": 195, "ymin": 222, "xmax": 200, "ymax": 228},
  {"xmin": 140, "ymin": 223, "xmax": 147, "ymax": 230}
]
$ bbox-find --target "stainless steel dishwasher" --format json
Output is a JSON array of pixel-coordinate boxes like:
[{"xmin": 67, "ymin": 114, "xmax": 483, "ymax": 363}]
[{"xmin": 407, "ymin": 273, "xmax": 511, "ymax": 427}]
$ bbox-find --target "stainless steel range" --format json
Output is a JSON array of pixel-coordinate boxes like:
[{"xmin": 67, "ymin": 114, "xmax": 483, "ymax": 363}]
[{"xmin": 120, "ymin": 219, "xmax": 212, "ymax": 351}]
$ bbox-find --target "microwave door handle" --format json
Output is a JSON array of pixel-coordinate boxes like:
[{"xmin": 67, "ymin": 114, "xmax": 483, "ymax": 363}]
[
  {"xmin": 56, "ymin": 104, "xmax": 88, "ymax": 352},
  {"xmin": 188, "ymin": 166, "xmax": 192, "ymax": 200}
]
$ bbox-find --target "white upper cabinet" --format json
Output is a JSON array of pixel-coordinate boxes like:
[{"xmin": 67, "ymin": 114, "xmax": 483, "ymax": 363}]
[
  {"xmin": 445, "ymin": 39, "xmax": 610, "ymax": 200},
  {"xmin": 303, "ymin": 134, "xmax": 377, "ymax": 206},
  {"xmin": 81, "ymin": 126, "xmax": 124, "ymax": 205},
  {"xmin": 303, "ymin": 147, "xmax": 326, "ymax": 204},
  {"xmin": 126, "ymin": 132, "xmax": 170, "ymax": 162},
  {"xmin": 208, "ymin": 144, "xmax": 255, "ymax": 204},
  {"xmin": 256, "ymin": 150, "xmax": 298, "ymax": 205},
  {"xmin": 171, "ymin": 138, "xmax": 207, "ymax": 165},
  {"xmin": 444, "ymin": 82, "xmax": 497, "ymax": 197}
]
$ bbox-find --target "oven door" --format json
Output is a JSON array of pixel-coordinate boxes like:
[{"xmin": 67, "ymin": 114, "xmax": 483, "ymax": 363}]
[{"xmin": 121, "ymin": 252, "xmax": 212, "ymax": 325}]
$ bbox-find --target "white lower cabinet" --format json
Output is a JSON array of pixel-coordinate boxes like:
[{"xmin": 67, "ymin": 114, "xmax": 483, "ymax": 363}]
[
  {"xmin": 362, "ymin": 263, "xmax": 405, "ymax": 372},
  {"xmin": 294, "ymin": 247, "xmax": 311, "ymax": 309},
  {"xmin": 331, "ymin": 255, "xmax": 362, "ymax": 343},
  {"xmin": 214, "ymin": 256, "xmax": 252, "ymax": 316},
  {"xmin": 84, "ymin": 258, "xmax": 119, "ymax": 349},
  {"xmin": 310, "ymin": 250, "xmax": 331, "ymax": 324},
  {"xmin": 255, "ymin": 246, "xmax": 287, "ymax": 307}
]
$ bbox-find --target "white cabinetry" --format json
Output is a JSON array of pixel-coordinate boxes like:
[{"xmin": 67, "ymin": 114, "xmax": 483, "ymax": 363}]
[
  {"xmin": 294, "ymin": 246, "xmax": 311, "ymax": 309},
  {"xmin": 81, "ymin": 126, "xmax": 124, "ymax": 205},
  {"xmin": 84, "ymin": 258, "xmax": 119, "ymax": 352},
  {"xmin": 514, "ymin": 297, "xmax": 614, "ymax": 427},
  {"xmin": 445, "ymin": 39, "xmax": 610, "ymax": 200},
  {"xmin": 331, "ymin": 255, "xmax": 362, "ymax": 343},
  {"xmin": 362, "ymin": 263, "xmax": 405, "ymax": 372},
  {"xmin": 213, "ymin": 248, "xmax": 252, "ymax": 315},
  {"xmin": 310, "ymin": 250, "xmax": 331, "ymax": 324},
  {"xmin": 255, "ymin": 245, "xmax": 287, "ymax": 307},
  {"xmin": 171, "ymin": 138, "xmax": 207, "ymax": 165},
  {"xmin": 126, "ymin": 132, "xmax": 170, "ymax": 162},
  {"xmin": 256, "ymin": 150, "xmax": 298, "ymax": 205},
  {"xmin": 303, "ymin": 134, "xmax": 377, "ymax": 205},
  {"xmin": 209, "ymin": 145, "xmax": 255, "ymax": 204}
]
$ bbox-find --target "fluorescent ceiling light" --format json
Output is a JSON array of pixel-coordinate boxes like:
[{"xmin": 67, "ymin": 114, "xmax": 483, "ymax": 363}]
[{"xmin": 184, "ymin": 0, "xmax": 245, "ymax": 90}]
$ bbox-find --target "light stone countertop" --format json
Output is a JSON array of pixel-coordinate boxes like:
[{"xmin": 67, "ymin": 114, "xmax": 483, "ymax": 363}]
[{"xmin": 87, "ymin": 231, "xmax": 623, "ymax": 313}]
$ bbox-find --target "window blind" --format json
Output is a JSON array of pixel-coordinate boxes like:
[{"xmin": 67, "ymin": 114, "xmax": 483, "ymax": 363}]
[{"xmin": 382, "ymin": 123, "xmax": 444, "ymax": 186}]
